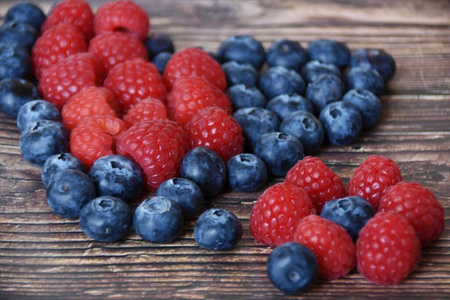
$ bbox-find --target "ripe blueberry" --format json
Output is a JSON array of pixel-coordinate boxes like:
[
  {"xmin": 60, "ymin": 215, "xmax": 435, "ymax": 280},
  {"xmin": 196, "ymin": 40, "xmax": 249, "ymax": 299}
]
[
  {"xmin": 307, "ymin": 39, "xmax": 350, "ymax": 69},
  {"xmin": 342, "ymin": 89, "xmax": 382, "ymax": 129},
  {"xmin": 305, "ymin": 74, "xmax": 345, "ymax": 113},
  {"xmin": 221, "ymin": 61, "xmax": 259, "ymax": 87},
  {"xmin": 42, "ymin": 153, "xmax": 85, "ymax": 188},
  {"xmin": 0, "ymin": 78, "xmax": 39, "ymax": 117},
  {"xmin": 217, "ymin": 35, "xmax": 265, "ymax": 70},
  {"xmin": 345, "ymin": 66, "xmax": 384, "ymax": 97},
  {"xmin": 17, "ymin": 100, "xmax": 61, "ymax": 134},
  {"xmin": 227, "ymin": 84, "xmax": 266, "ymax": 110},
  {"xmin": 259, "ymin": 66, "xmax": 306, "ymax": 100},
  {"xmin": 266, "ymin": 93, "xmax": 314, "ymax": 120},
  {"xmin": 301, "ymin": 60, "xmax": 342, "ymax": 83},
  {"xmin": 227, "ymin": 153, "xmax": 268, "ymax": 192},
  {"xmin": 267, "ymin": 39, "xmax": 308, "ymax": 72}
]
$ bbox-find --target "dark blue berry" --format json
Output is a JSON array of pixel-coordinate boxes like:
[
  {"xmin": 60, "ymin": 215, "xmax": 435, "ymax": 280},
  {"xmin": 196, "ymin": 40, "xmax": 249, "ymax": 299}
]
[
  {"xmin": 217, "ymin": 35, "xmax": 265, "ymax": 70},
  {"xmin": 350, "ymin": 48, "xmax": 396, "ymax": 82},
  {"xmin": 134, "ymin": 196, "xmax": 184, "ymax": 243},
  {"xmin": 88, "ymin": 155, "xmax": 143, "ymax": 202},
  {"xmin": 46, "ymin": 169, "xmax": 96, "ymax": 219},
  {"xmin": 194, "ymin": 208, "xmax": 243, "ymax": 251},
  {"xmin": 300, "ymin": 60, "xmax": 342, "ymax": 83},
  {"xmin": 0, "ymin": 21, "xmax": 39, "ymax": 52},
  {"xmin": 319, "ymin": 101, "xmax": 362, "ymax": 146},
  {"xmin": 5, "ymin": 3, "xmax": 46, "ymax": 32},
  {"xmin": 19, "ymin": 120, "xmax": 70, "ymax": 166},
  {"xmin": 307, "ymin": 39, "xmax": 350, "ymax": 69},
  {"xmin": 227, "ymin": 153, "xmax": 268, "ymax": 192},
  {"xmin": 266, "ymin": 93, "xmax": 314, "ymax": 120},
  {"xmin": 267, "ymin": 242, "xmax": 318, "ymax": 294},
  {"xmin": 41, "ymin": 153, "xmax": 85, "ymax": 188},
  {"xmin": 254, "ymin": 132, "xmax": 304, "ymax": 177},
  {"xmin": 0, "ymin": 45, "xmax": 32, "ymax": 81},
  {"xmin": 156, "ymin": 178, "xmax": 204, "ymax": 219},
  {"xmin": 0, "ymin": 78, "xmax": 39, "ymax": 117},
  {"xmin": 79, "ymin": 196, "xmax": 132, "ymax": 242},
  {"xmin": 226, "ymin": 84, "xmax": 266, "ymax": 110},
  {"xmin": 342, "ymin": 89, "xmax": 382, "ymax": 129},
  {"xmin": 180, "ymin": 147, "xmax": 226, "ymax": 196},
  {"xmin": 17, "ymin": 100, "xmax": 61, "ymax": 133},
  {"xmin": 345, "ymin": 66, "xmax": 384, "ymax": 97},
  {"xmin": 221, "ymin": 61, "xmax": 258, "ymax": 87},
  {"xmin": 144, "ymin": 33, "xmax": 174, "ymax": 59},
  {"xmin": 320, "ymin": 196, "xmax": 375, "ymax": 242},
  {"xmin": 259, "ymin": 66, "xmax": 306, "ymax": 100},
  {"xmin": 151, "ymin": 52, "xmax": 172, "ymax": 74},
  {"xmin": 280, "ymin": 111, "xmax": 324, "ymax": 155},
  {"xmin": 306, "ymin": 74, "xmax": 345, "ymax": 113},
  {"xmin": 267, "ymin": 39, "xmax": 308, "ymax": 72}
]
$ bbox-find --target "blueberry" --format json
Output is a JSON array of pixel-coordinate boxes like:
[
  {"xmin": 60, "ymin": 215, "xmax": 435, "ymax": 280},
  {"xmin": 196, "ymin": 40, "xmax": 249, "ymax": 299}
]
[
  {"xmin": 0, "ymin": 78, "xmax": 39, "ymax": 118},
  {"xmin": 342, "ymin": 89, "xmax": 382, "ymax": 129},
  {"xmin": 144, "ymin": 33, "xmax": 174, "ymax": 59},
  {"xmin": 151, "ymin": 52, "xmax": 172, "ymax": 74},
  {"xmin": 233, "ymin": 107, "xmax": 280, "ymax": 151},
  {"xmin": 41, "ymin": 153, "xmax": 85, "ymax": 188},
  {"xmin": 319, "ymin": 101, "xmax": 362, "ymax": 146},
  {"xmin": 17, "ymin": 100, "xmax": 61, "ymax": 133},
  {"xmin": 134, "ymin": 196, "xmax": 184, "ymax": 243},
  {"xmin": 350, "ymin": 48, "xmax": 396, "ymax": 82},
  {"xmin": 307, "ymin": 39, "xmax": 350, "ymax": 69},
  {"xmin": 254, "ymin": 132, "xmax": 304, "ymax": 177},
  {"xmin": 46, "ymin": 169, "xmax": 96, "ymax": 219},
  {"xmin": 320, "ymin": 196, "xmax": 375, "ymax": 242},
  {"xmin": 180, "ymin": 147, "xmax": 226, "ymax": 196},
  {"xmin": 300, "ymin": 60, "xmax": 342, "ymax": 83},
  {"xmin": 306, "ymin": 74, "xmax": 345, "ymax": 113},
  {"xmin": 227, "ymin": 153, "xmax": 268, "ymax": 192},
  {"xmin": 194, "ymin": 208, "xmax": 243, "ymax": 251},
  {"xmin": 0, "ymin": 45, "xmax": 32, "ymax": 81},
  {"xmin": 217, "ymin": 35, "xmax": 265, "ymax": 70},
  {"xmin": 267, "ymin": 242, "xmax": 318, "ymax": 294},
  {"xmin": 19, "ymin": 120, "xmax": 70, "ymax": 166},
  {"xmin": 4, "ymin": 3, "xmax": 46, "ymax": 32},
  {"xmin": 345, "ymin": 66, "xmax": 384, "ymax": 97},
  {"xmin": 280, "ymin": 111, "xmax": 324, "ymax": 155},
  {"xmin": 79, "ymin": 196, "xmax": 132, "ymax": 242},
  {"xmin": 266, "ymin": 93, "xmax": 314, "ymax": 120},
  {"xmin": 226, "ymin": 84, "xmax": 266, "ymax": 110},
  {"xmin": 0, "ymin": 21, "xmax": 39, "ymax": 52},
  {"xmin": 267, "ymin": 39, "xmax": 308, "ymax": 72},
  {"xmin": 88, "ymin": 155, "xmax": 143, "ymax": 201},
  {"xmin": 156, "ymin": 178, "xmax": 204, "ymax": 219},
  {"xmin": 221, "ymin": 61, "xmax": 258, "ymax": 87},
  {"xmin": 259, "ymin": 66, "xmax": 306, "ymax": 100}
]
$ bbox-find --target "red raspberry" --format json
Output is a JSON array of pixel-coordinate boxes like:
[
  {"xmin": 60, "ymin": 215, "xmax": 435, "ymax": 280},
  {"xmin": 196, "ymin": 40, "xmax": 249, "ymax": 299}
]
[
  {"xmin": 39, "ymin": 53, "xmax": 101, "ymax": 110},
  {"xmin": 116, "ymin": 119, "xmax": 189, "ymax": 191},
  {"xmin": 94, "ymin": 0, "xmax": 149, "ymax": 41},
  {"xmin": 103, "ymin": 58, "xmax": 166, "ymax": 111},
  {"xmin": 163, "ymin": 48, "xmax": 226, "ymax": 91},
  {"xmin": 88, "ymin": 32, "xmax": 147, "ymax": 76},
  {"xmin": 123, "ymin": 98, "xmax": 167, "ymax": 128},
  {"xmin": 357, "ymin": 212, "xmax": 421, "ymax": 285},
  {"xmin": 62, "ymin": 87, "xmax": 122, "ymax": 130},
  {"xmin": 294, "ymin": 215, "xmax": 355, "ymax": 280},
  {"xmin": 32, "ymin": 24, "xmax": 87, "ymax": 78},
  {"xmin": 249, "ymin": 182, "xmax": 315, "ymax": 247},
  {"xmin": 347, "ymin": 155, "xmax": 402, "ymax": 210},
  {"xmin": 41, "ymin": 0, "xmax": 94, "ymax": 41},
  {"xmin": 285, "ymin": 156, "xmax": 346, "ymax": 213},
  {"xmin": 184, "ymin": 107, "xmax": 243, "ymax": 162},
  {"xmin": 70, "ymin": 115, "xmax": 127, "ymax": 168},
  {"xmin": 167, "ymin": 76, "xmax": 232, "ymax": 125},
  {"xmin": 379, "ymin": 182, "xmax": 444, "ymax": 246}
]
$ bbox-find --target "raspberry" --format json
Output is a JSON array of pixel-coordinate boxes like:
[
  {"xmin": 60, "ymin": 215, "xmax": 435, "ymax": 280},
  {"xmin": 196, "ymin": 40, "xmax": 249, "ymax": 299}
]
[
  {"xmin": 70, "ymin": 115, "xmax": 127, "ymax": 168},
  {"xmin": 163, "ymin": 48, "xmax": 226, "ymax": 91},
  {"xmin": 41, "ymin": 0, "xmax": 94, "ymax": 41},
  {"xmin": 62, "ymin": 87, "xmax": 122, "ymax": 130},
  {"xmin": 347, "ymin": 155, "xmax": 402, "ymax": 210},
  {"xmin": 88, "ymin": 32, "xmax": 147, "ymax": 76},
  {"xmin": 116, "ymin": 119, "xmax": 189, "ymax": 191},
  {"xmin": 357, "ymin": 212, "xmax": 421, "ymax": 285},
  {"xmin": 249, "ymin": 182, "xmax": 315, "ymax": 247},
  {"xmin": 123, "ymin": 98, "xmax": 167, "ymax": 128},
  {"xmin": 294, "ymin": 215, "xmax": 355, "ymax": 280},
  {"xmin": 167, "ymin": 76, "xmax": 232, "ymax": 125},
  {"xmin": 184, "ymin": 107, "xmax": 243, "ymax": 162},
  {"xmin": 379, "ymin": 182, "xmax": 444, "ymax": 246},
  {"xmin": 32, "ymin": 24, "xmax": 87, "ymax": 78},
  {"xmin": 39, "ymin": 53, "xmax": 101, "ymax": 110},
  {"xmin": 94, "ymin": 0, "xmax": 149, "ymax": 41},
  {"xmin": 103, "ymin": 58, "xmax": 166, "ymax": 111},
  {"xmin": 285, "ymin": 156, "xmax": 346, "ymax": 212}
]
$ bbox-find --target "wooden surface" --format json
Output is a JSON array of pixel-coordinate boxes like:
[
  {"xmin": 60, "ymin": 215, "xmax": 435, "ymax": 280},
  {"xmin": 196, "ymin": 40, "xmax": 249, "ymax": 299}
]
[{"xmin": 1, "ymin": 0, "xmax": 450, "ymax": 299}]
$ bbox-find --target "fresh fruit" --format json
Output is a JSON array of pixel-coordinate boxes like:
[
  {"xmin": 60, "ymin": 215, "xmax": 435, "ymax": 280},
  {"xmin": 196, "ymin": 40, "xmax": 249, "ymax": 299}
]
[
  {"xmin": 306, "ymin": 74, "xmax": 345, "ymax": 112},
  {"xmin": 307, "ymin": 39, "xmax": 351, "ymax": 69},
  {"xmin": 300, "ymin": 60, "xmax": 342, "ymax": 83},
  {"xmin": 266, "ymin": 93, "xmax": 314, "ymax": 120},
  {"xmin": 0, "ymin": 21, "xmax": 38, "ymax": 52},
  {"xmin": 17, "ymin": 100, "xmax": 61, "ymax": 134},
  {"xmin": 0, "ymin": 45, "xmax": 31, "ymax": 81},
  {"xmin": 342, "ymin": 89, "xmax": 382, "ymax": 129},
  {"xmin": 4, "ymin": 2, "xmax": 46, "ymax": 32},
  {"xmin": 226, "ymin": 84, "xmax": 266, "ymax": 110},
  {"xmin": 217, "ymin": 35, "xmax": 266, "ymax": 70},
  {"xmin": 267, "ymin": 39, "xmax": 308, "ymax": 72},
  {"xmin": 259, "ymin": 66, "xmax": 306, "ymax": 100},
  {"xmin": 144, "ymin": 33, "xmax": 175, "ymax": 59},
  {"xmin": 350, "ymin": 49, "xmax": 396, "ymax": 82},
  {"xmin": 221, "ymin": 61, "xmax": 259, "ymax": 87},
  {"xmin": 345, "ymin": 66, "xmax": 384, "ymax": 97},
  {"xmin": 122, "ymin": 98, "xmax": 167, "ymax": 127},
  {"xmin": 41, "ymin": 153, "xmax": 85, "ymax": 187},
  {"xmin": 227, "ymin": 153, "xmax": 268, "ymax": 192},
  {"xmin": 0, "ymin": 78, "xmax": 39, "ymax": 118},
  {"xmin": 152, "ymin": 52, "xmax": 172, "ymax": 75}
]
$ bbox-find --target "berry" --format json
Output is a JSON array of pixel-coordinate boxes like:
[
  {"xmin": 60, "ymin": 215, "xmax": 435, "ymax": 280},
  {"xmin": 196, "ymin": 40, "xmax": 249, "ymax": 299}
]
[
  {"xmin": 347, "ymin": 155, "xmax": 402, "ymax": 210},
  {"xmin": 88, "ymin": 155, "xmax": 143, "ymax": 201},
  {"xmin": 194, "ymin": 208, "xmax": 243, "ymax": 251},
  {"xmin": 300, "ymin": 60, "xmax": 342, "ymax": 83},
  {"xmin": 345, "ymin": 66, "xmax": 384, "ymax": 97},
  {"xmin": 266, "ymin": 93, "xmax": 314, "ymax": 120},
  {"xmin": 94, "ymin": 0, "xmax": 150, "ymax": 41},
  {"xmin": 41, "ymin": 153, "xmax": 85, "ymax": 188},
  {"xmin": 151, "ymin": 52, "xmax": 172, "ymax": 75},
  {"xmin": 217, "ymin": 35, "xmax": 265, "ymax": 70},
  {"xmin": 350, "ymin": 49, "xmax": 396, "ymax": 82},
  {"xmin": 46, "ymin": 169, "xmax": 96, "ymax": 219},
  {"xmin": 254, "ymin": 132, "xmax": 304, "ymax": 177},
  {"xmin": 227, "ymin": 153, "xmax": 268, "ymax": 192},
  {"xmin": 221, "ymin": 61, "xmax": 259, "ymax": 87},
  {"xmin": 342, "ymin": 89, "xmax": 382, "ymax": 129},
  {"xmin": 163, "ymin": 47, "xmax": 226, "ymax": 91},
  {"xmin": 357, "ymin": 212, "xmax": 421, "ymax": 285},
  {"xmin": 122, "ymin": 98, "xmax": 167, "ymax": 127},
  {"xmin": 0, "ymin": 45, "xmax": 31, "ymax": 81},
  {"xmin": 294, "ymin": 215, "xmax": 355, "ymax": 280},
  {"xmin": 267, "ymin": 242, "xmax": 318, "ymax": 294},
  {"xmin": 379, "ymin": 182, "xmax": 444, "ymax": 246},
  {"xmin": 267, "ymin": 39, "xmax": 308, "ymax": 72},
  {"xmin": 0, "ymin": 78, "xmax": 39, "ymax": 118},
  {"xmin": 134, "ymin": 196, "xmax": 184, "ymax": 243},
  {"xmin": 18, "ymin": 100, "xmax": 60, "ymax": 134},
  {"xmin": 249, "ymin": 182, "xmax": 315, "ymax": 247},
  {"xmin": 306, "ymin": 74, "xmax": 346, "ymax": 112},
  {"xmin": 144, "ymin": 33, "xmax": 175, "ymax": 59},
  {"xmin": 226, "ymin": 84, "xmax": 266, "ymax": 110},
  {"xmin": 320, "ymin": 196, "xmax": 375, "ymax": 242},
  {"xmin": 79, "ymin": 196, "xmax": 132, "ymax": 242},
  {"xmin": 259, "ymin": 66, "xmax": 306, "ymax": 100},
  {"xmin": 307, "ymin": 39, "xmax": 350, "ymax": 69},
  {"xmin": 285, "ymin": 156, "xmax": 346, "ymax": 212},
  {"xmin": 4, "ymin": 3, "xmax": 46, "ymax": 32},
  {"xmin": 0, "ymin": 21, "xmax": 38, "ymax": 52},
  {"xmin": 116, "ymin": 119, "xmax": 189, "ymax": 191}
]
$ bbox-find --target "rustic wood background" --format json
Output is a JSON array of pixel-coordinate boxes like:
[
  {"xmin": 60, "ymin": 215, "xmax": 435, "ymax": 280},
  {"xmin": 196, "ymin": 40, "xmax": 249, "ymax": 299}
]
[{"xmin": 0, "ymin": 0, "xmax": 449, "ymax": 299}]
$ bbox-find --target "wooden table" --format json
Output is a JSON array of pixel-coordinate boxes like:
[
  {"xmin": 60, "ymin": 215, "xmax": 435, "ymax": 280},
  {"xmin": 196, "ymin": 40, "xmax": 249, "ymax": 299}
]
[{"xmin": 1, "ymin": 0, "xmax": 449, "ymax": 299}]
